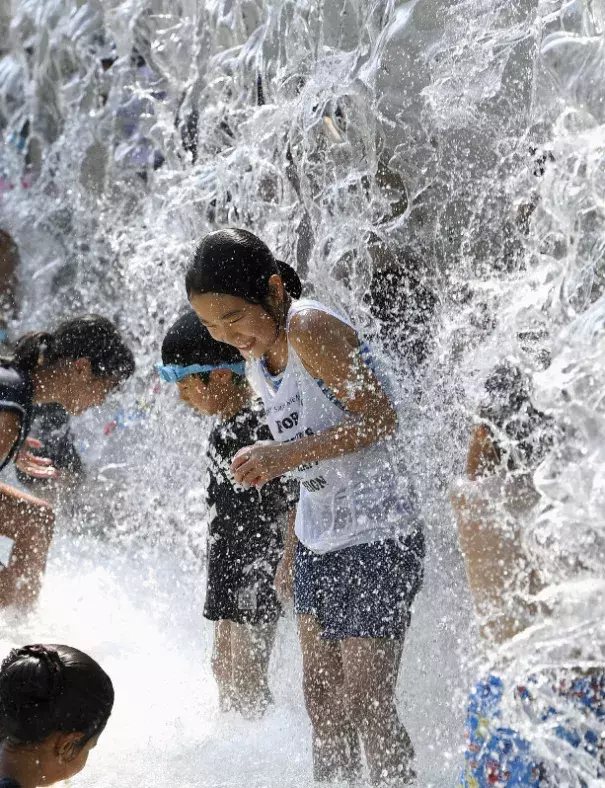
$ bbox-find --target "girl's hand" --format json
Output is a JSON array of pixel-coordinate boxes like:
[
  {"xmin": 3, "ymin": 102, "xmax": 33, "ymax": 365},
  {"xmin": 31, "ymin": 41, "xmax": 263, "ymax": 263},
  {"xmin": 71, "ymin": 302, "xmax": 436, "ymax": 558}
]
[
  {"xmin": 15, "ymin": 438, "xmax": 58, "ymax": 480},
  {"xmin": 231, "ymin": 441, "xmax": 293, "ymax": 488}
]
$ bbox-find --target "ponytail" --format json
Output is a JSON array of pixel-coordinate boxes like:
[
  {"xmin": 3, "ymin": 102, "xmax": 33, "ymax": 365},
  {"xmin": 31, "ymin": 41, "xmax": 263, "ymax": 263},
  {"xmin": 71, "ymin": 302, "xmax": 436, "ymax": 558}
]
[
  {"xmin": 186, "ymin": 228, "xmax": 302, "ymax": 305},
  {"xmin": 276, "ymin": 260, "xmax": 303, "ymax": 299},
  {"xmin": 4, "ymin": 316, "xmax": 135, "ymax": 381}
]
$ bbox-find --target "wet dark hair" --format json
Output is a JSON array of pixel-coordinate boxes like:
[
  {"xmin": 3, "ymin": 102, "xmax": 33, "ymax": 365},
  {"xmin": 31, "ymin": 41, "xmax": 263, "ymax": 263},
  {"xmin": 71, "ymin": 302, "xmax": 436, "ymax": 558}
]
[
  {"xmin": 4, "ymin": 315, "xmax": 135, "ymax": 381},
  {"xmin": 0, "ymin": 644, "xmax": 114, "ymax": 746},
  {"xmin": 185, "ymin": 229, "xmax": 302, "ymax": 308},
  {"xmin": 162, "ymin": 310, "xmax": 245, "ymax": 383}
]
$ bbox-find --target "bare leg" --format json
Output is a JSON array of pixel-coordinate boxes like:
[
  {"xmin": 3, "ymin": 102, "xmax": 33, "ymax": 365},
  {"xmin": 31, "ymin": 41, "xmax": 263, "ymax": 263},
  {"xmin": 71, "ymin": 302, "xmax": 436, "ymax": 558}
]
[
  {"xmin": 342, "ymin": 637, "xmax": 414, "ymax": 786},
  {"xmin": 298, "ymin": 613, "xmax": 362, "ymax": 783},
  {"xmin": 231, "ymin": 619, "xmax": 278, "ymax": 718},
  {"xmin": 212, "ymin": 620, "xmax": 237, "ymax": 712},
  {"xmin": 0, "ymin": 483, "xmax": 54, "ymax": 608}
]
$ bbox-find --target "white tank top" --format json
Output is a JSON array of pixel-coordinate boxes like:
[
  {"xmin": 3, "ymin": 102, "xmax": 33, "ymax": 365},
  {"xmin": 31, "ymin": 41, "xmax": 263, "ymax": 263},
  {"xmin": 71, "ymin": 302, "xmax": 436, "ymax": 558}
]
[{"xmin": 248, "ymin": 298, "xmax": 416, "ymax": 553}]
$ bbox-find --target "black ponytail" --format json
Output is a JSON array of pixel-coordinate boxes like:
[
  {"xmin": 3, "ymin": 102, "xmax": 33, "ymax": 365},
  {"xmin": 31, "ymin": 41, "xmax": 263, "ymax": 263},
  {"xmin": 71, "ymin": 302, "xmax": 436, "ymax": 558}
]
[
  {"xmin": 0, "ymin": 644, "xmax": 114, "ymax": 746},
  {"xmin": 7, "ymin": 315, "xmax": 135, "ymax": 381},
  {"xmin": 185, "ymin": 229, "xmax": 302, "ymax": 306},
  {"xmin": 276, "ymin": 259, "xmax": 303, "ymax": 300}
]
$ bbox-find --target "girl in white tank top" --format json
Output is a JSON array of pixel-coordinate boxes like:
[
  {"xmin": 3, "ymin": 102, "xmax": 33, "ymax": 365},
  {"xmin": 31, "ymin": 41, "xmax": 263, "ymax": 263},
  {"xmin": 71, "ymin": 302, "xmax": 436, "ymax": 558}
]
[
  {"xmin": 186, "ymin": 229, "xmax": 423, "ymax": 785},
  {"xmin": 247, "ymin": 297, "xmax": 415, "ymax": 553}
]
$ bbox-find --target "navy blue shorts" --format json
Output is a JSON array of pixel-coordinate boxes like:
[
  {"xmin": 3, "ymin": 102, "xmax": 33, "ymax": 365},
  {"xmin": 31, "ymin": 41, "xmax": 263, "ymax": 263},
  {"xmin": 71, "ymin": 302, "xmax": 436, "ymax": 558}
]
[{"xmin": 294, "ymin": 529, "xmax": 425, "ymax": 640}]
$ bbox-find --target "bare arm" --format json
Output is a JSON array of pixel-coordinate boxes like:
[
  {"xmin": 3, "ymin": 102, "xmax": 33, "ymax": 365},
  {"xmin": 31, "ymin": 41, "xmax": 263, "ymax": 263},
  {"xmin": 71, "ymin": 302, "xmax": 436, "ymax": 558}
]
[
  {"xmin": 452, "ymin": 424, "xmax": 542, "ymax": 644},
  {"xmin": 232, "ymin": 310, "xmax": 397, "ymax": 486},
  {"xmin": 466, "ymin": 424, "xmax": 501, "ymax": 480},
  {"xmin": 284, "ymin": 309, "xmax": 397, "ymax": 467}
]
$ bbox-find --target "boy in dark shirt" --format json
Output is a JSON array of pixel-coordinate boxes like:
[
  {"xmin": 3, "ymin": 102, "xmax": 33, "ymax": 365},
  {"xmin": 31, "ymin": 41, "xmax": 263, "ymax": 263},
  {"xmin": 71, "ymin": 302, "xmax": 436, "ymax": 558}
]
[{"xmin": 159, "ymin": 310, "xmax": 296, "ymax": 717}]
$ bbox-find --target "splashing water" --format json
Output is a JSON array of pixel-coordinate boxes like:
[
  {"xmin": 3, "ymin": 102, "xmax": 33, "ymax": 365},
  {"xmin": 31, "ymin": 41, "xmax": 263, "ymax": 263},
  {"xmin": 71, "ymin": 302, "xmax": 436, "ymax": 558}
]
[{"xmin": 1, "ymin": 0, "xmax": 604, "ymax": 785}]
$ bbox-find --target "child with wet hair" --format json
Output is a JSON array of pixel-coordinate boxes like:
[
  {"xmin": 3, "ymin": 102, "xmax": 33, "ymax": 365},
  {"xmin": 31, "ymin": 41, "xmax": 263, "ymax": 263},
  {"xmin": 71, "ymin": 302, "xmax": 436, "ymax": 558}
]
[
  {"xmin": 0, "ymin": 233, "xmax": 86, "ymax": 503},
  {"xmin": 453, "ymin": 344, "xmax": 605, "ymax": 786},
  {"xmin": 0, "ymin": 315, "xmax": 135, "ymax": 608},
  {"xmin": 186, "ymin": 228, "xmax": 424, "ymax": 784},
  {"xmin": 159, "ymin": 310, "xmax": 297, "ymax": 717},
  {"xmin": 0, "ymin": 644, "xmax": 114, "ymax": 787}
]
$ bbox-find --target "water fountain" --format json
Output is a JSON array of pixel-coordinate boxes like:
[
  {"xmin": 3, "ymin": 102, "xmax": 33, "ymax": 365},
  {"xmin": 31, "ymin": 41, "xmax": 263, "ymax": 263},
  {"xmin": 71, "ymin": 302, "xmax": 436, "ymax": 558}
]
[{"xmin": 0, "ymin": 0, "xmax": 603, "ymax": 785}]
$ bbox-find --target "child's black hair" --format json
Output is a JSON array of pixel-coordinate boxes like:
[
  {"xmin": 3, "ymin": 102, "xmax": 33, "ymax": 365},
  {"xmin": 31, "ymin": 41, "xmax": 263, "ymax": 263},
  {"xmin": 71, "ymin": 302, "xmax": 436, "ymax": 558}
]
[
  {"xmin": 185, "ymin": 229, "xmax": 302, "ymax": 307},
  {"xmin": 162, "ymin": 310, "xmax": 246, "ymax": 384},
  {"xmin": 3, "ymin": 315, "xmax": 135, "ymax": 382},
  {"xmin": 0, "ymin": 644, "xmax": 114, "ymax": 746}
]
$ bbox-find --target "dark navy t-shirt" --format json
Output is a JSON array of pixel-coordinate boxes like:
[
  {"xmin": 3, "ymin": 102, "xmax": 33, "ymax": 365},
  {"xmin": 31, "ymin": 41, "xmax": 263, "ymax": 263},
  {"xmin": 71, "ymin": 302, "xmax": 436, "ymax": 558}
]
[
  {"xmin": 0, "ymin": 364, "xmax": 33, "ymax": 471},
  {"xmin": 206, "ymin": 403, "xmax": 298, "ymax": 539},
  {"xmin": 0, "ymin": 778, "xmax": 21, "ymax": 787}
]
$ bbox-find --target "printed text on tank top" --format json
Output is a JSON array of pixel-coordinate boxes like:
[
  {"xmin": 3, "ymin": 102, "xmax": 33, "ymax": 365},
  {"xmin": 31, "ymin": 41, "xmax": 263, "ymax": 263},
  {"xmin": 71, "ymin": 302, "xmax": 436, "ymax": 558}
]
[
  {"xmin": 260, "ymin": 363, "xmax": 324, "ymax": 478},
  {"xmin": 247, "ymin": 299, "xmax": 416, "ymax": 553},
  {"xmin": 264, "ymin": 389, "xmax": 317, "ymax": 478}
]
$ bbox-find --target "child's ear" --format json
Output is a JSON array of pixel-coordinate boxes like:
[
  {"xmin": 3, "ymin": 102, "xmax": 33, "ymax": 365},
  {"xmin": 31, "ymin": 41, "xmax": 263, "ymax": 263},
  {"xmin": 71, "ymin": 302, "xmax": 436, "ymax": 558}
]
[
  {"xmin": 268, "ymin": 274, "xmax": 284, "ymax": 303},
  {"xmin": 55, "ymin": 731, "xmax": 84, "ymax": 762},
  {"xmin": 72, "ymin": 357, "xmax": 93, "ymax": 379}
]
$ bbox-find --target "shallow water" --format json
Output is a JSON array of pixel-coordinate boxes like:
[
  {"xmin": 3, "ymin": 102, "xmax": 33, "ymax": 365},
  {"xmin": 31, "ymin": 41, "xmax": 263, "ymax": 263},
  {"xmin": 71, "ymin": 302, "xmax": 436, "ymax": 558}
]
[{"xmin": 0, "ymin": 526, "xmax": 468, "ymax": 787}]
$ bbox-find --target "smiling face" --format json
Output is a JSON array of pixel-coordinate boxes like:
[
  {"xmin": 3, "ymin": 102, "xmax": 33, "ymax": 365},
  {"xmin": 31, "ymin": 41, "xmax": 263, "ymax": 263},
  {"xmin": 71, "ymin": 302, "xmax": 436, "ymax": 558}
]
[{"xmin": 189, "ymin": 282, "xmax": 284, "ymax": 360}]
